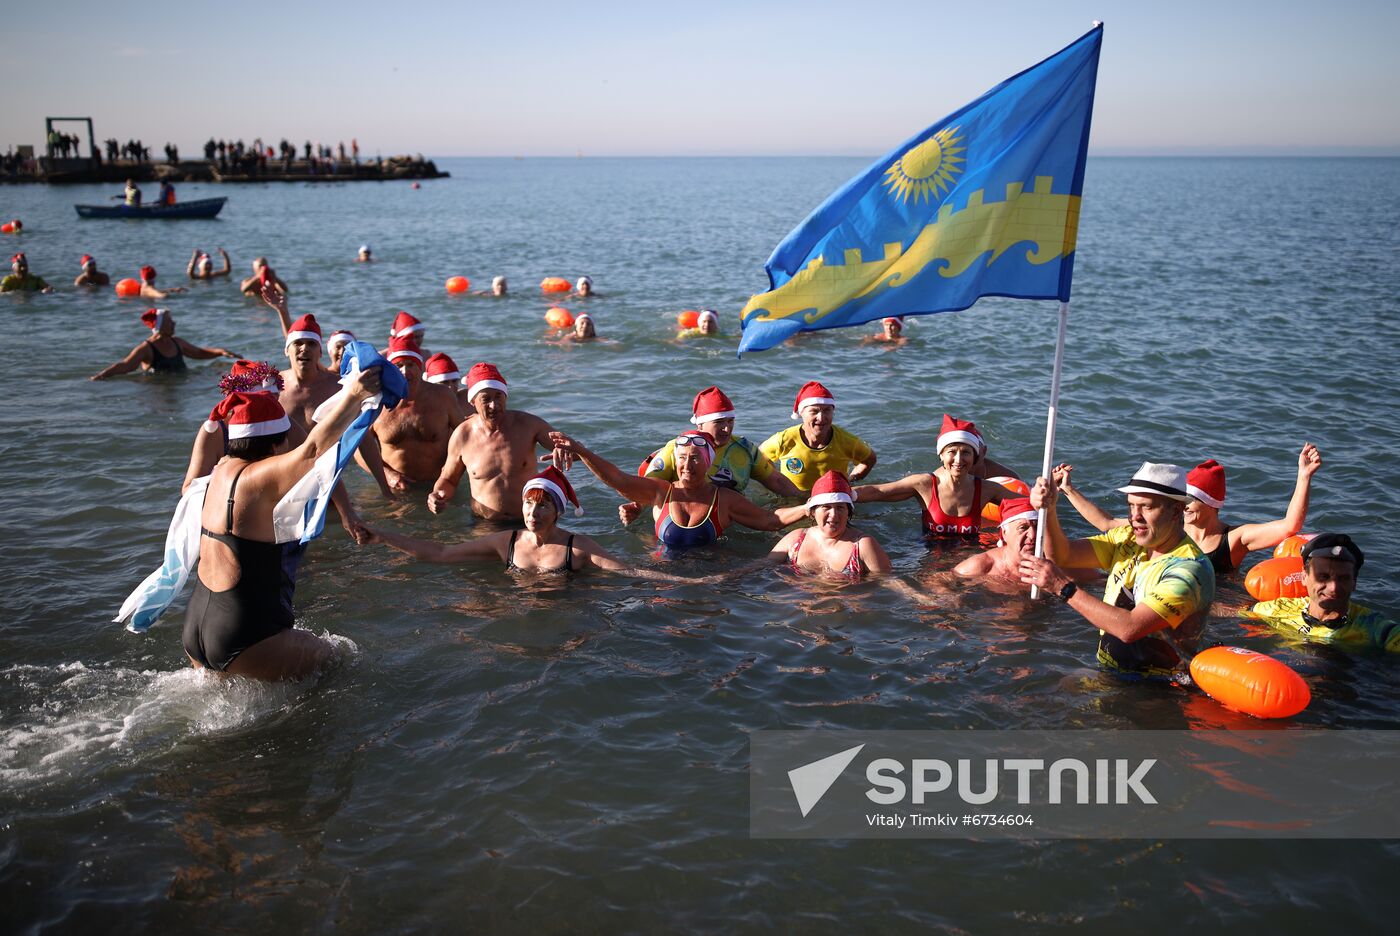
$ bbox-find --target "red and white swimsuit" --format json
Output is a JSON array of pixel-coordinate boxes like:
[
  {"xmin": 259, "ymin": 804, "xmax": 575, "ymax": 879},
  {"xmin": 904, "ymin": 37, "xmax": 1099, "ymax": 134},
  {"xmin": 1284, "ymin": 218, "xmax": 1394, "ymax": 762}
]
[{"xmin": 922, "ymin": 476, "xmax": 981, "ymax": 539}]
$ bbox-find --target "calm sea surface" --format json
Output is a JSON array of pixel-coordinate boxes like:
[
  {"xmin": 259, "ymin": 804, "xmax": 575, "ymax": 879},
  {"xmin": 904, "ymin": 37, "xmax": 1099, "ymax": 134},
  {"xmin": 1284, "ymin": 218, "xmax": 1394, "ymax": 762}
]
[{"xmin": 3, "ymin": 157, "xmax": 1399, "ymax": 933}]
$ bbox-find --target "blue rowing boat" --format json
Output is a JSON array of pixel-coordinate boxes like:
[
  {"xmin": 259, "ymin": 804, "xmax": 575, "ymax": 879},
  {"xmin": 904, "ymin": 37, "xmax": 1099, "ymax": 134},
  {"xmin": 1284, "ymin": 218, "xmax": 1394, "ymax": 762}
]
[{"xmin": 74, "ymin": 197, "xmax": 227, "ymax": 220}]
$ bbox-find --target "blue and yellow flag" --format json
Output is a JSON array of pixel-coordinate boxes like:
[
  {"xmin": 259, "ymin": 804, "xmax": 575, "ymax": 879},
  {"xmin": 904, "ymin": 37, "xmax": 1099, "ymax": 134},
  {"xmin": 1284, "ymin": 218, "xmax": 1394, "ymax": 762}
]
[{"xmin": 738, "ymin": 25, "xmax": 1103, "ymax": 355}]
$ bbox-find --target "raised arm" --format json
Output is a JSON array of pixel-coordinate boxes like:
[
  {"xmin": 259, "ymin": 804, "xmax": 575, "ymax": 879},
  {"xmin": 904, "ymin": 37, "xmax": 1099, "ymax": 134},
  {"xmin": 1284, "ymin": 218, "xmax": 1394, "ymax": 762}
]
[
  {"xmin": 216, "ymin": 248, "xmax": 231, "ymax": 276},
  {"xmin": 1230, "ymin": 442, "xmax": 1322, "ymax": 555},
  {"xmin": 548, "ymin": 432, "xmax": 669, "ymax": 506},
  {"xmin": 259, "ymin": 280, "xmax": 293, "ymax": 336},
  {"xmin": 364, "ymin": 525, "xmax": 506, "ymax": 564},
  {"xmin": 1030, "ymin": 474, "xmax": 1100, "ymax": 568},
  {"xmin": 1053, "ymin": 463, "xmax": 1122, "ymax": 532},
  {"xmin": 259, "ymin": 365, "xmax": 382, "ymax": 495},
  {"xmin": 90, "ymin": 342, "xmax": 152, "ymax": 380},
  {"xmin": 186, "ymin": 249, "xmax": 200, "ymax": 277}
]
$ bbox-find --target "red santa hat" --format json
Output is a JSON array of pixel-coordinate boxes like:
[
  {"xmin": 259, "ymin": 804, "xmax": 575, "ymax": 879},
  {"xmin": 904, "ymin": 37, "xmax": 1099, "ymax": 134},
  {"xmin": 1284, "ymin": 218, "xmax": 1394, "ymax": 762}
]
[
  {"xmin": 791, "ymin": 380, "xmax": 837, "ymax": 419},
  {"xmin": 806, "ymin": 470, "xmax": 854, "ymax": 512},
  {"xmin": 11, "ymin": 252, "xmax": 25, "ymax": 264},
  {"xmin": 1186, "ymin": 459, "xmax": 1227, "ymax": 509},
  {"xmin": 881, "ymin": 316, "xmax": 904, "ymax": 328},
  {"xmin": 140, "ymin": 308, "xmax": 168, "ymax": 332},
  {"xmin": 139, "ymin": 265, "xmax": 156, "ymax": 282},
  {"xmin": 80, "ymin": 254, "xmax": 94, "ymax": 268},
  {"xmin": 691, "ymin": 386, "xmax": 736, "ymax": 425},
  {"xmin": 390, "ymin": 310, "xmax": 425, "ymax": 338},
  {"xmin": 203, "ymin": 391, "xmax": 291, "ymax": 439},
  {"xmin": 466, "ymin": 362, "xmax": 508, "ymax": 402},
  {"xmin": 523, "ymin": 465, "xmax": 584, "ymax": 517},
  {"xmin": 937, "ymin": 414, "xmax": 985, "ymax": 457},
  {"xmin": 997, "ymin": 496, "xmax": 1038, "ymax": 529},
  {"xmin": 424, "ymin": 352, "xmax": 462, "ymax": 384},
  {"xmin": 285, "ymin": 313, "xmax": 322, "ymax": 348},
  {"xmin": 327, "ymin": 329, "xmax": 356, "ymax": 351},
  {"xmin": 387, "ymin": 335, "xmax": 424, "ymax": 365}
]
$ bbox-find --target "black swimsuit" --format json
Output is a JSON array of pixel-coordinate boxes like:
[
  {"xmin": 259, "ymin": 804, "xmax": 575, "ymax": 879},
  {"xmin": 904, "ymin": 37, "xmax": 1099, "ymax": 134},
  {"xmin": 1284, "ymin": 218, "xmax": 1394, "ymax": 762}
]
[
  {"xmin": 146, "ymin": 337, "xmax": 187, "ymax": 373},
  {"xmin": 1202, "ymin": 524, "xmax": 1235, "ymax": 574},
  {"xmin": 505, "ymin": 531, "xmax": 575, "ymax": 574},
  {"xmin": 182, "ymin": 466, "xmax": 299, "ymax": 671}
]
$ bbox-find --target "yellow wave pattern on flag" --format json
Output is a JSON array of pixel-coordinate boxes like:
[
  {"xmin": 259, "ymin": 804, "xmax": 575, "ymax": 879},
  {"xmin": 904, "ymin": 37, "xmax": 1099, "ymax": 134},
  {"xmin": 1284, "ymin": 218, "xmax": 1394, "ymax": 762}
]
[{"xmin": 742, "ymin": 176, "xmax": 1080, "ymax": 325}]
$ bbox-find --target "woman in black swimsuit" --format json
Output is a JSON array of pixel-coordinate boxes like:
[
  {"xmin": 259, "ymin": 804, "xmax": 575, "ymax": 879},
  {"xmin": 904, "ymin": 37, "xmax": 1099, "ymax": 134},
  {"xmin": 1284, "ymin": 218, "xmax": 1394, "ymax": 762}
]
[
  {"xmin": 182, "ymin": 372, "xmax": 381, "ymax": 681},
  {"xmin": 90, "ymin": 308, "xmax": 237, "ymax": 380},
  {"xmin": 364, "ymin": 468, "xmax": 688, "ymax": 582}
]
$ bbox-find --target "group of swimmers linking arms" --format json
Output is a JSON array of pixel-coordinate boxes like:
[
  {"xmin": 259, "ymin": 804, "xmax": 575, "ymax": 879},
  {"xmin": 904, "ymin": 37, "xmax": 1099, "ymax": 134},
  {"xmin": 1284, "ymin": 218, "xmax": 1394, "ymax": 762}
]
[{"xmin": 78, "ymin": 279, "xmax": 1392, "ymax": 681}]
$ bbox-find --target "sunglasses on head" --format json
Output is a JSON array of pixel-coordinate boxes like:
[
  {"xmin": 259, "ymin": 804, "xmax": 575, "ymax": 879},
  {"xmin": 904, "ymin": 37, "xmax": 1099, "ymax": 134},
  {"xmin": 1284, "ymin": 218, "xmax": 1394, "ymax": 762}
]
[{"xmin": 675, "ymin": 435, "xmax": 712, "ymax": 449}]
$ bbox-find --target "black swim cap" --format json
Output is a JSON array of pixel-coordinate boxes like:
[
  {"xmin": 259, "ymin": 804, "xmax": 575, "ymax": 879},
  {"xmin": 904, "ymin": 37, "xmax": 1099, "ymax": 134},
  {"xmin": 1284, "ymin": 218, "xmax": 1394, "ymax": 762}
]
[{"xmin": 1301, "ymin": 533, "xmax": 1364, "ymax": 571}]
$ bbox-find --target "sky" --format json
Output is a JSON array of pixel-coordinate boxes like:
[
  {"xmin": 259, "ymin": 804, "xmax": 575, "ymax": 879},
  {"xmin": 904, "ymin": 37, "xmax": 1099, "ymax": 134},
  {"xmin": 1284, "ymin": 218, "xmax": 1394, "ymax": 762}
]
[{"xmin": 5, "ymin": 0, "xmax": 1398, "ymax": 157}]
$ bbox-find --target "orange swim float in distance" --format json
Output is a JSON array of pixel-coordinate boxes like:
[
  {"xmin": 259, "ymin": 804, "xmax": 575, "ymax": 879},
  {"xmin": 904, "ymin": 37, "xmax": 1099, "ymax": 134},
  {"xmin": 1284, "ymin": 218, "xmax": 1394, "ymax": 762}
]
[
  {"xmin": 540, "ymin": 277, "xmax": 571, "ymax": 293},
  {"xmin": 114, "ymin": 278, "xmax": 141, "ymax": 297},
  {"xmin": 545, "ymin": 307, "xmax": 574, "ymax": 328},
  {"xmin": 677, "ymin": 310, "xmax": 699, "ymax": 329},
  {"xmin": 445, "ymin": 276, "xmax": 470, "ymax": 294},
  {"xmin": 1244, "ymin": 556, "xmax": 1308, "ymax": 602},
  {"xmin": 1189, "ymin": 646, "xmax": 1310, "ymax": 719},
  {"xmin": 0, "ymin": 220, "xmax": 18, "ymax": 234}
]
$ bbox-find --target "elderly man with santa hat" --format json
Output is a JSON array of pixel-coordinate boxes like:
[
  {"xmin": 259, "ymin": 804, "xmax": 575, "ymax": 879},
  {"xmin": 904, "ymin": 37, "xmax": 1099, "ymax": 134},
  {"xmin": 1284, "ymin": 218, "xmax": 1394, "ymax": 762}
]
[
  {"xmin": 429, "ymin": 362, "xmax": 564, "ymax": 520},
  {"xmin": 759, "ymin": 381, "xmax": 877, "ymax": 493}
]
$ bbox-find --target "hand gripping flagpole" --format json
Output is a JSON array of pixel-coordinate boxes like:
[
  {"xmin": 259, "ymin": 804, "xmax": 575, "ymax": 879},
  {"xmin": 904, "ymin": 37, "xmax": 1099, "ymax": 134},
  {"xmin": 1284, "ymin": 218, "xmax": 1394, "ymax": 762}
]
[{"xmin": 1030, "ymin": 300, "xmax": 1070, "ymax": 599}]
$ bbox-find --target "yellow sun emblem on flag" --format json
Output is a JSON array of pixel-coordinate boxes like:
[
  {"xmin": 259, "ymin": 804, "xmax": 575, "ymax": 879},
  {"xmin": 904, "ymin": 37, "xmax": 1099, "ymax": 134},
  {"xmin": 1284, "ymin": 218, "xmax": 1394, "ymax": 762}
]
[{"xmin": 882, "ymin": 126, "xmax": 965, "ymax": 205}]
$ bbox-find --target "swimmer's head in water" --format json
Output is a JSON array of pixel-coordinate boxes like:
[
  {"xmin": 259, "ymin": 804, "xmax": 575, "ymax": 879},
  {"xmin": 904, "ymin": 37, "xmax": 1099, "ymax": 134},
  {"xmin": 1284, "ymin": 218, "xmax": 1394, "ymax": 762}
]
[
  {"xmin": 936, "ymin": 414, "xmax": 984, "ymax": 465},
  {"xmin": 252, "ymin": 256, "xmax": 267, "ymax": 273},
  {"xmin": 10, "ymin": 252, "xmax": 25, "ymax": 274},
  {"xmin": 80, "ymin": 254, "xmax": 95, "ymax": 270},
  {"xmin": 424, "ymin": 352, "xmax": 462, "ymax": 387},
  {"xmin": 881, "ymin": 316, "xmax": 904, "ymax": 338},
  {"xmin": 358, "ymin": 244, "xmax": 372, "ymax": 259},
  {"xmin": 576, "ymin": 275, "xmax": 592, "ymax": 295},
  {"xmin": 574, "ymin": 313, "xmax": 595, "ymax": 338},
  {"xmin": 792, "ymin": 380, "xmax": 836, "ymax": 420},
  {"xmin": 806, "ymin": 470, "xmax": 855, "ymax": 521},
  {"xmin": 492, "ymin": 276, "xmax": 507, "ymax": 295},
  {"xmin": 697, "ymin": 309, "xmax": 719, "ymax": 335},
  {"xmin": 523, "ymin": 465, "xmax": 582, "ymax": 519},
  {"xmin": 1117, "ymin": 463, "xmax": 1191, "ymax": 549},
  {"xmin": 139, "ymin": 264, "xmax": 156, "ymax": 283},
  {"xmin": 674, "ymin": 430, "xmax": 716, "ymax": 477},
  {"xmin": 1302, "ymin": 535, "xmax": 1364, "ymax": 619}
]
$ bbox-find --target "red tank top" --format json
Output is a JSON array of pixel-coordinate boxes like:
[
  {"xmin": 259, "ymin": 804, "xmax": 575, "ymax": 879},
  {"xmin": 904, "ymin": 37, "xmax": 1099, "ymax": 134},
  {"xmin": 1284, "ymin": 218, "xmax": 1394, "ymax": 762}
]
[{"xmin": 922, "ymin": 475, "xmax": 981, "ymax": 538}]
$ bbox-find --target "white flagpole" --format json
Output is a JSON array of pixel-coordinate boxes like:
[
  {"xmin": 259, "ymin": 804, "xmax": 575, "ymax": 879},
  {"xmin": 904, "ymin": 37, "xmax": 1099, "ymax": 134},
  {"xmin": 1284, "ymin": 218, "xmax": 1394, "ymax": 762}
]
[{"xmin": 1030, "ymin": 300, "xmax": 1070, "ymax": 599}]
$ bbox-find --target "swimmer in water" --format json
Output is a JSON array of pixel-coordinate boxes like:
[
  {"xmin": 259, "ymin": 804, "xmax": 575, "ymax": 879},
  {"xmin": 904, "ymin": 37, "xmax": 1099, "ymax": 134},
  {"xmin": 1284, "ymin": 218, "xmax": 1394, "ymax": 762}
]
[
  {"xmin": 563, "ymin": 312, "xmax": 597, "ymax": 342},
  {"xmin": 1245, "ymin": 533, "xmax": 1399, "ymax": 651},
  {"xmin": 570, "ymin": 275, "xmax": 596, "ymax": 298},
  {"xmin": 760, "ymin": 381, "xmax": 877, "ymax": 494},
  {"xmin": 187, "ymin": 247, "xmax": 231, "ymax": 280},
  {"xmin": 770, "ymin": 472, "xmax": 892, "ymax": 578},
  {"xmin": 953, "ymin": 497, "xmax": 1040, "ymax": 581},
  {"xmin": 849, "ymin": 414, "xmax": 1017, "ymax": 539},
  {"xmin": 477, "ymin": 275, "xmax": 508, "ymax": 297},
  {"xmin": 677, "ymin": 308, "xmax": 720, "ymax": 339},
  {"xmin": 1054, "ymin": 443, "xmax": 1323, "ymax": 575},
  {"xmin": 1, "ymin": 253, "xmax": 53, "ymax": 293},
  {"xmin": 356, "ymin": 244, "xmax": 373, "ymax": 263},
  {"xmin": 182, "ymin": 373, "xmax": 382, "ymax": 681},
  {"xmin": 364, "ymin": 468, "xmax": 690, "ymax": 581},
  {"xmin": 550, "ymin": 429, "xmax": 786, "ymax": 551},
  {"xmin": 91, "ymin": 308, "xmax": 237, "ymax": 379},
  {"xmin": 138, "ymin": 264, "xmax": 186, "ymax": 300},
  {"xmin": 240, "ymin": 257, "xmax": 287, "ymax": 296},
  {"xmin": 430, "ymin": 363, "xmax": 561, "ymax": 520},
  {"xmin": 861, "ymin": 316, "xmax": 906, "ymax": 345},
  {"xmin": 73, "ymin": 254, "xmax": 109, "ymax": 287}
]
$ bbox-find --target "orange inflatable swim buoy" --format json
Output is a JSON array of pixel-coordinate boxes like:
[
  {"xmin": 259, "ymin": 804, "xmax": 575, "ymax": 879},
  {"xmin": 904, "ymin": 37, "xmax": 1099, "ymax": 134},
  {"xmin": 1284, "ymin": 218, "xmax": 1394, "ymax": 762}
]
[
  {"xmin": 981, "ymin": 476, "xmax": 1032, "ymax": 524},
  {"xmin": 677, "ymin": 310, "xmax": 699, "ymax": 329},
  {"xmin": 445, "ymin": 276, "xmax": 470, "ymax": 294},
  {"xmin": 1189, "ymin": 646, "xmax": 1310, "ymax": 719},
  {"xmin": 1272, "ymin": 533, "xmax": 1316, "ymax": 559},
  {"xmin": 545, "ymin": 306, "xmax": 574, "ymax": 328},
  {"xmin": 1244, "ymin": 556, "xmax": 1307, "ymax": 602},
  {"xmin": 540, "ymin": 277, "xmax": 571, "ymax": 293},
  {"xmin": 0, "ymin": 220, "xmax": 18, "ymax": 234},
  {"xmin": 114, "ymin": 278, "xmax": 141, "ymax": 297}
]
